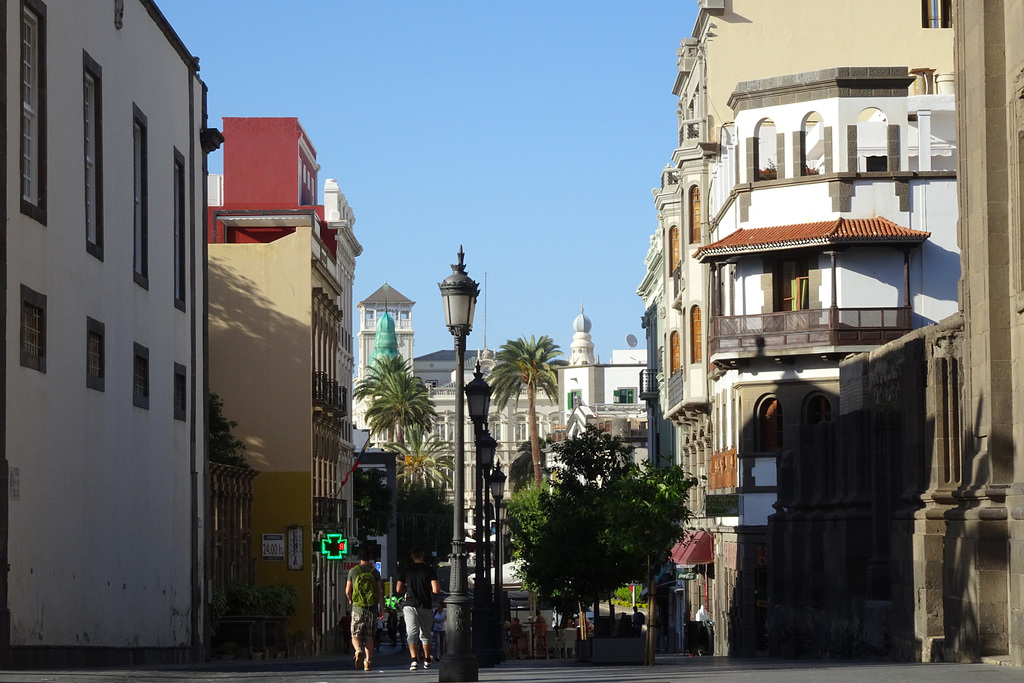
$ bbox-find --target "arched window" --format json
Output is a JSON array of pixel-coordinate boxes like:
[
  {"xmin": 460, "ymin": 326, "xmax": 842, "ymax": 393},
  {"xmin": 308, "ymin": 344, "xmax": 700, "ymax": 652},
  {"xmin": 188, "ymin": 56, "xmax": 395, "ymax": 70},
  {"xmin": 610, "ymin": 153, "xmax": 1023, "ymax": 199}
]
[
  {"xmin": 755, "ymin": 118, "xmax": 777, "ymax": 180},
  {"xmin": 856, "ymin": 107, "xmax": 889, "ymax": 172},
  {"xmin": 801, "ymin": 112, "xmax": 824, "ymax": 175},
  {"xmin": 669, "ymin": 226, "xmax": 680, "ymax": 273},
  {"xmin": 670, "ymin": 331, "xmax": 681, "ymax": 375},
  {"xmin": 690, "ymin": 306, "xmax": 702, "ymax": 364},
  {"xmin": 806, "ymin": 394, "xmax": 832, "ymax": 424},
  {"xmin": 689, "ymin": 186, "xmax": 702, "ymax": 244},
  {"xmin": 758, "ymin": 398, "xmax": 783, "ymax": 450}
]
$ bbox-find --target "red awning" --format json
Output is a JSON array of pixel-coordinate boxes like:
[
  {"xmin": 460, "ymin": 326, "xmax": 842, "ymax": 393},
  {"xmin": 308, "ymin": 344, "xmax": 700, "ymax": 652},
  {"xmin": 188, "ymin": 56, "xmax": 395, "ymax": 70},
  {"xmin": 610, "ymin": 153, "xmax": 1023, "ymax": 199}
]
[{"xmin": 671, "ymin": 531, "xmax": 714, "ymax": 565}]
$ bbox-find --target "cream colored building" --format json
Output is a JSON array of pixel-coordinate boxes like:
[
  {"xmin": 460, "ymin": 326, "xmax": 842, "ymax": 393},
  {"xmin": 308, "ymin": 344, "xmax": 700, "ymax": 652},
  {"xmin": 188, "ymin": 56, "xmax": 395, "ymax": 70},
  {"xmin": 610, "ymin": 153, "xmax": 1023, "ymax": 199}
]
[{"xmin": 208, "ymin": 117, "xmax": 361, "ymax": 655}]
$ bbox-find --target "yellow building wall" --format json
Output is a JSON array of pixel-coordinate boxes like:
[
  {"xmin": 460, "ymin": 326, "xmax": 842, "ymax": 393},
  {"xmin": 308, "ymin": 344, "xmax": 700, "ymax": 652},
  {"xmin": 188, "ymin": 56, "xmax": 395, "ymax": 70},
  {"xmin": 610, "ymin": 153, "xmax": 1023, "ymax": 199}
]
[
  {"xmin": 703, "ymin": 1, "xmax": 954, "ymax": 131},
  {"xmin": 209, "ymin": 228, "xmax": 317, "ymax": 635}
]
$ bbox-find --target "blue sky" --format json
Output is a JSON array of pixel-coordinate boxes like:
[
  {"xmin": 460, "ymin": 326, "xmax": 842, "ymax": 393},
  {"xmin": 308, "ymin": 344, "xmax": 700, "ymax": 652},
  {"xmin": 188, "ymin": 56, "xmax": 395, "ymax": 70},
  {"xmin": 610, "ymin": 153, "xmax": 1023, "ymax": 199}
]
[{"xmin": 159, "ymin": 1, "xmax": 698, "ymax": 363}]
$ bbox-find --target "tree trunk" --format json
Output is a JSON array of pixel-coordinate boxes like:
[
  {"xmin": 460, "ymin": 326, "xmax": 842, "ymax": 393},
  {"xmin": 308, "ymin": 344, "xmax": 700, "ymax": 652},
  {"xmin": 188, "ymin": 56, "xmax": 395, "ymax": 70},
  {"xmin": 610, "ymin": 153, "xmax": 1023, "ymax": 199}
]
[{"xmin": 528, "ymin": 387, "xmax": 543, "ymax": 485}]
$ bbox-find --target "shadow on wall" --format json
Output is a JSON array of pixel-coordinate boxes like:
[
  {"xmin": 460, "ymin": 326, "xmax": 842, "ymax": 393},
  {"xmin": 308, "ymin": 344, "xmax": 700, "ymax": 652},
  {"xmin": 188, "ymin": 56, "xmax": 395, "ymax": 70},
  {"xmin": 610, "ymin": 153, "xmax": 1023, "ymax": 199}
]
[{"xmin": 208, "ymin": 257, "xmax": 311, "ymax": 470}]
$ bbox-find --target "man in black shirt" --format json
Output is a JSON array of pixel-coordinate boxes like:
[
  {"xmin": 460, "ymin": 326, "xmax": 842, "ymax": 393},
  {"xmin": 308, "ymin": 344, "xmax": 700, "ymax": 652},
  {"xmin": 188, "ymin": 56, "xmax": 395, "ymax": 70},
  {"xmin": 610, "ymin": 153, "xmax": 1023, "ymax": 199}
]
[{"xmin": 395, "ymin": 545, "xmax": 440, "ymax": 670}]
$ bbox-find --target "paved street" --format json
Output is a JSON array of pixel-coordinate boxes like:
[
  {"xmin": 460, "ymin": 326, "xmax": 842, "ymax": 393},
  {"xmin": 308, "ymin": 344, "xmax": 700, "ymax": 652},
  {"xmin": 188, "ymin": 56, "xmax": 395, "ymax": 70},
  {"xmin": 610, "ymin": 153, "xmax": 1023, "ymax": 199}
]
[{"xmin": 0, "ymin": 644, "xmax": 1020, "ymax": 683}]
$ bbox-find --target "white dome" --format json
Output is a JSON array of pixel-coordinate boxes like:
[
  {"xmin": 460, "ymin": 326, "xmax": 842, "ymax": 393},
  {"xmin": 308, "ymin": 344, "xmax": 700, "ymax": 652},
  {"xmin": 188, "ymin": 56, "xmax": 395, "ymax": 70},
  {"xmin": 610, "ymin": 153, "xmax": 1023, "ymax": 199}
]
[{"xmin": 573, "ymin": 310, "xmax": 592, "ymax": 334}]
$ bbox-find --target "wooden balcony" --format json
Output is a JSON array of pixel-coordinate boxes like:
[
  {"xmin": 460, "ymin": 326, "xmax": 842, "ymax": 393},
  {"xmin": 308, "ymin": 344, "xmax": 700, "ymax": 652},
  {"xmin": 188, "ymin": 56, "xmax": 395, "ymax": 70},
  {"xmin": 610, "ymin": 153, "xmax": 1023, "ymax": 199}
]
[
  {"xmin": 708, "ymin": 447, "xmax": 737, "ymax": 490},
  {"xmin": 709, "ymin": 306, "xmax": 911, "ymax": 360}
]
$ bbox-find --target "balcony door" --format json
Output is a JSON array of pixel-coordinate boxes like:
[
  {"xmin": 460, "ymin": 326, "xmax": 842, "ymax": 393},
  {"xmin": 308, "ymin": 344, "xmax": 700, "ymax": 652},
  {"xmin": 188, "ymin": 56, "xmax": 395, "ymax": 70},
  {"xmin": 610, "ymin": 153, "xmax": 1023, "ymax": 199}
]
[{"xmin": 774, "ymin": 258, "xmax": 810, "ymax": 312}]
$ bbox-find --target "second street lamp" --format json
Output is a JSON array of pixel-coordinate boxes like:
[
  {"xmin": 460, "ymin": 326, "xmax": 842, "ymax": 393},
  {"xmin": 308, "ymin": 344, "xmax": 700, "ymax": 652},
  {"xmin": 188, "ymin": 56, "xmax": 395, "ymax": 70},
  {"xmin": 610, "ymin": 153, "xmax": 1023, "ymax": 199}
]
[
  {"xmin": 489, "ymin": 465, "xmax": 507, "ymax": 661},
  {"xmin": 467, "ymin": 365, "xmax": 497, "ymax": 667},
  {"xmin": 438, "ymin": 247, "xmax": 479, "ymax": 683}
]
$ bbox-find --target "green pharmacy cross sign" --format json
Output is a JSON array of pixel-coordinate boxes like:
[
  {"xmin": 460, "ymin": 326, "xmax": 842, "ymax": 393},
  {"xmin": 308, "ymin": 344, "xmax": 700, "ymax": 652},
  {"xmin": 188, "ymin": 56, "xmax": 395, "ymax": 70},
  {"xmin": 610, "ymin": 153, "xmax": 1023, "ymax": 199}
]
[{"xmin": 320, "ymin": 534, "xmax": 349, "ymax": 560}]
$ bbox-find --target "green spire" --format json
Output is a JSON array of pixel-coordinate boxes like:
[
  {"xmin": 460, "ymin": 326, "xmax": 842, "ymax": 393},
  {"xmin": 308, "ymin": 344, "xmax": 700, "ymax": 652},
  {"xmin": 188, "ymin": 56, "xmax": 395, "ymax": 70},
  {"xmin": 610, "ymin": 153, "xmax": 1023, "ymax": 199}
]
[{"xmin": 369, "ymin": 311, "xmax": 401, "ymax": 366}]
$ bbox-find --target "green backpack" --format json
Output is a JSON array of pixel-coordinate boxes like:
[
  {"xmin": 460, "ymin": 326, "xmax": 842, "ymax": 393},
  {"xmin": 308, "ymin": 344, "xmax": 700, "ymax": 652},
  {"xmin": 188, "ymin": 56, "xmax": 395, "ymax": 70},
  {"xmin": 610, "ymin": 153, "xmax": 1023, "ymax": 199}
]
[{"xmin": 352, "ymin": 565, "xmax": 377, "ymax": 609}]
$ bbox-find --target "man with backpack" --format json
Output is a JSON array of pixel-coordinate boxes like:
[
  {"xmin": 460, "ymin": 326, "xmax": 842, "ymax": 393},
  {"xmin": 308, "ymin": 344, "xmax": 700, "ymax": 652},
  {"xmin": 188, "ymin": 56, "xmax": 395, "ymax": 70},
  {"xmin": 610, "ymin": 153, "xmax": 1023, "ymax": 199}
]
[
  {"xmin": 346, "ymin": 545, "xmax": 384, "ymax": 671},
  {"xmin": 395, "ymin": 545, "xmax": 440, "ymax": 670}
]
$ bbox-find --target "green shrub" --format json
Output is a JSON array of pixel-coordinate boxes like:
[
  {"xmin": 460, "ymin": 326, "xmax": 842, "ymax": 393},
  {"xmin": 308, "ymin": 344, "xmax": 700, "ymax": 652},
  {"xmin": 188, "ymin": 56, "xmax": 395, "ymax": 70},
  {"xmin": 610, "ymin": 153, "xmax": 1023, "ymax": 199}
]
[{"xmin": 221, "ymin": 583, "xmax": 298, "ymax": 617}]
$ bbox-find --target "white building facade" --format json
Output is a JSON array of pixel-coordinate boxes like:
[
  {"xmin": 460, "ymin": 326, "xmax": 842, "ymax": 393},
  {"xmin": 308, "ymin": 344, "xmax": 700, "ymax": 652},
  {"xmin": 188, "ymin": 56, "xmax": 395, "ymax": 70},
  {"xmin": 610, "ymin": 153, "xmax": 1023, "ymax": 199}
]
[
  {"xmin": 641, "ymin": 1, "xmax": 954, "ymax": 657},
  {"xmin": 3, "ymin": 0, "xmax": 217, "ymax": 665}
]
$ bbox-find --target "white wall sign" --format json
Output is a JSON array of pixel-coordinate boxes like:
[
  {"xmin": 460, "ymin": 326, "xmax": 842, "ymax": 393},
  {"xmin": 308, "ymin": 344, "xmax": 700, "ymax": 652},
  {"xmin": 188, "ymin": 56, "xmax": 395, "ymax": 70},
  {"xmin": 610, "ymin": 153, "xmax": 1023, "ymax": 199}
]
[{"xmin": 262, "ymin": 533, "xmax": 285, "ymax": 562}]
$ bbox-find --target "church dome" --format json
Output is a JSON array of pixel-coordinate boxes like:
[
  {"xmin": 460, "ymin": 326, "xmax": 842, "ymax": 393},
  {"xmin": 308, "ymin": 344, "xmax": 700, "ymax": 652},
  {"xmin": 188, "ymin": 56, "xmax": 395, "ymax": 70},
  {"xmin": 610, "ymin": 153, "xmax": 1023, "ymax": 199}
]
[{"xmin": 573, "ymin": 309, "xmax": 592, "ymax": 334}]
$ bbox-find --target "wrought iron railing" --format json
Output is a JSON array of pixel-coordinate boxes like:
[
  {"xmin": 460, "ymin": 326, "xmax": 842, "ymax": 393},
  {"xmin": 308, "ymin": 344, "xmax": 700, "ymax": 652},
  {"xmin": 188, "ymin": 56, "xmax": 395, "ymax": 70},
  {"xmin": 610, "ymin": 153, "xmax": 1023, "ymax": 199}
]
[
  {"xmin": 313, "ymin": 372, "xmax": 347, "ymax": 416},
  {"xmin": 313, "ymin": 496, "xmax": 346, "ymax": 531},
  {"xmin": 639, "ymin": 368, "xmax": 659, "ymax": 401},
  {"xmin": 709, "ymin": 306, "xmax": 912, "ymax": 357}
]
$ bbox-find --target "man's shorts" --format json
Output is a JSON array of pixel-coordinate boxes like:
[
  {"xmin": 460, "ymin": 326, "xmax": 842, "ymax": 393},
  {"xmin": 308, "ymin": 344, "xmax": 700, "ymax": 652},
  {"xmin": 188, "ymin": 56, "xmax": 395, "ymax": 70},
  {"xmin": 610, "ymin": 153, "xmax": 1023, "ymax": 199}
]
[
  {"xmin": 351, "ymin": 610, "xmax": 378, "ymax": 640},
  {"xmin": 403, "ymin": 605, "xmax": 433, "ymax": 645}
]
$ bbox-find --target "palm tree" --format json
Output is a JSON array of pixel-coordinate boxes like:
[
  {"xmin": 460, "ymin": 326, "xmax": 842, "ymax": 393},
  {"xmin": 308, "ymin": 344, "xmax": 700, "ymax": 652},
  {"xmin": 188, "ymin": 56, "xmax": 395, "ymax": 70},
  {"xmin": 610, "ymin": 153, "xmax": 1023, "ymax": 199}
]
[
  {"xmin": 508, "ymin": 440, "xmax": 537, "ymax": 492},
  {"xmin": 386, "ymin": 427, "xmax": 455, "ymax": 487},
  {"xmin": 489, "ymin": 335, "xmax": 563, "ymax": 486},
  {"xmin": 354, "ymin": 355, "xmax": 436, "ymax": 445}
]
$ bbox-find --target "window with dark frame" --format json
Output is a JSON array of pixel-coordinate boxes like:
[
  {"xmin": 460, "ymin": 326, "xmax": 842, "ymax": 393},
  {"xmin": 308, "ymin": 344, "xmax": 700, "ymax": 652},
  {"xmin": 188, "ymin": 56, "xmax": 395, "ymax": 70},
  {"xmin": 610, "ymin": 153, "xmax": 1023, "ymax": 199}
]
[
  {"xmin": 173, "ymin": 149, "xmax": 186, "ymax": 307},
  {"xmin": 20, "ymin": 0, "xmax": 47, "ymax": 224},
  {"xmin": 806, "ymin": 394, "xmax": 832, "ymax": 424},
  {"xmin": 20, "ymin": 284, "xmax": 46, "ymax": 373},
  {"xmin": 132, "ymin": 105, "xmax": 148, "ymax": 288},
  {"xmin": 86, "ymin": 317, "xmax": 104, "ymax": 391},
  {"xmin": 133, "ymin": 343, "xmax": 149, "ymax": 409},
  {"xmin": 173, "ymin": 363, "xmax": 187, "ymax": 421},
  {"xmin": 84, "ymin": 51, "xmax": 103, "ymax": 259},
  {"xmin": 759, "ymin": 398, "xmax": 784, "ymax": 450},
  {"xmin": 922, "ymin": 0, "xmax": 952, "ymax": 28}
]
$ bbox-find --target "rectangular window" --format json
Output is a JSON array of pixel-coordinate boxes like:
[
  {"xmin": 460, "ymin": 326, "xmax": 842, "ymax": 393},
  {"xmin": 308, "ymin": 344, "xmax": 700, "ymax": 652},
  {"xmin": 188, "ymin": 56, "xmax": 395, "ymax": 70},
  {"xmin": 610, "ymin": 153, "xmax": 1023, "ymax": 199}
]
[
  {"xmin": 133, "ymin": 342, "xmax": 149, "ymax": 409},
  {"xmin": 86, "ymin": 317, "xmax": 105, "ymax": 391},
  {"xmin": 922, "ymin": 0, "xmax": 951, "ymax": 28},
  {"xmin": 83, "ymin": 52, "xmax": 103, "ymax": 259},
  {"xmin": 614, "ymin": 389, "xmax": 635, "ymax": 404},
  {"xmin": 20, "ymin": 284, "xmax": 46, "ymax": 372},
  {"xmin": 173, "ymin": 363, "xmax": 187, "ymax": 421},
  {"xmin": 173, "ymin": 149, "xmax": 186, "ymax": 308},
  {"xmin": 20, "ymin": 0, "xmax": 47, "ymax": 223},
  {"xmin": 133, "ymin": 105, "xmax": 149, "ymax": 288},
  {"xmin": 568, "ymin": 389, "xmax": 582, "ymax": 409}
]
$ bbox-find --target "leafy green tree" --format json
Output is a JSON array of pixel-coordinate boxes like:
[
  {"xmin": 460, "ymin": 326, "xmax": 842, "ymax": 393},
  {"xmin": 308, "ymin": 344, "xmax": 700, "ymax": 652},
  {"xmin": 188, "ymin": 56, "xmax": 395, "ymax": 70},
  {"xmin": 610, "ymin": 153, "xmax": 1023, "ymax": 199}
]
[
  {"xmin": 396, "ymin": 481, "xmax": 454, "ymax": 567},
  {"xmin": 353, "ymin": 468, "xmax": 393, "ymax": 541},
  {"xmin": 508, "ymin": 425, "xmax": 698, "ymax": 620},
  {"xmin": 354, "ymin": 355, "xmax": 436, "ymax": 445},
  {"xmin": 488, "ymin": 335, "xmax": 563, "ymax": 485},
  {"xmin": 209, "ymin": 392, "xmax": 249, "ymax": 468},
  {"xmin": 385, "ymin": 426, "xmax": 454, "ymax": 487}
]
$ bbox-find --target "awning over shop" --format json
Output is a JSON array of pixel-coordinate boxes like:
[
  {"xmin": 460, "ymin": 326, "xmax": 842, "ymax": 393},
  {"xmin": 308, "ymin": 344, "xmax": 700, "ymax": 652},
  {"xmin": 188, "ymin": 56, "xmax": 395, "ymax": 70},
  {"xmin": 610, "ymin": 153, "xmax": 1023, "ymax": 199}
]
[{"xmin": 671, "ymin": 531, "xmax": 714, "ymax": 566}]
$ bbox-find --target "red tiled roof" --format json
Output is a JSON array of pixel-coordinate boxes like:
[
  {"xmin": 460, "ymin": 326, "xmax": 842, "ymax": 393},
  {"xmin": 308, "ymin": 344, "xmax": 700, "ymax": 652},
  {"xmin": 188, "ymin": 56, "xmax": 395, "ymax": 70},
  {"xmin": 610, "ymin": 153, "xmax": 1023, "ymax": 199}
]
[{"xmin": 694, "ymin": 217, "xmax": 930, "ymax": 261}]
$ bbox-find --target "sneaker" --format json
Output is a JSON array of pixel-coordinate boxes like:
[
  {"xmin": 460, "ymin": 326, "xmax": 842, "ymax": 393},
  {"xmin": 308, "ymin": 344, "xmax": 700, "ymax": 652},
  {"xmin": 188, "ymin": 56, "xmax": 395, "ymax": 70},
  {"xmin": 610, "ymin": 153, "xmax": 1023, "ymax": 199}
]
[
  {"xmin": 423, "ymin": 659, "xmax": 431, "ymax": 669},
  {"xmin": 409, "ymin": 660, "xmax": 419, "ymax": 670}
]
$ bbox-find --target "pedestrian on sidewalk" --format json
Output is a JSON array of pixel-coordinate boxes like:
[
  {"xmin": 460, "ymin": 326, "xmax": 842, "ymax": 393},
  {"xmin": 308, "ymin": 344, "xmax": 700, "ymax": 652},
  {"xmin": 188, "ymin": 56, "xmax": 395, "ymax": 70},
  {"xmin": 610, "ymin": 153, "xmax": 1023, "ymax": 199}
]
[
  {"xmin": 395, "ymin": 545, "xmax": 440, "ymax": 670},
  {"xmin": 346, "ymin": 545, "xmax": 383, "ymax": 671},
  {"xmin": 431, "ymin": 600, "xmax": 447, "ymax": 661}
]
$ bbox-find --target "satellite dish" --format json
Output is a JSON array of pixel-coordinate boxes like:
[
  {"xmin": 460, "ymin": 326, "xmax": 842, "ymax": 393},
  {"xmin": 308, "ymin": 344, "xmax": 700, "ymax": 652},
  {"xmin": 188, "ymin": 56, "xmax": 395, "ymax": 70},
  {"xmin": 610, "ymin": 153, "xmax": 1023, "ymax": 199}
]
[{"xmin": 625, "ymin": 334, "xmax": 638, "ymax": 349}]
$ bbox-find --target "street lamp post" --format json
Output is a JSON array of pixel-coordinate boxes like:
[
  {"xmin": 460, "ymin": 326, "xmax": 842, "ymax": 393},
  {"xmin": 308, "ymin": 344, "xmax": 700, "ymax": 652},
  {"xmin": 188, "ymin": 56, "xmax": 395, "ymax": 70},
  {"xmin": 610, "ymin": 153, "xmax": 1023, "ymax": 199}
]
[
  {"xmin": 438, "ymin": 247, "xmax": 479, "ymax": 683},
  {"xmin": 489, "ymin": 466, "xmax": 507, "ymax": 660},
  {"xmin": 465, "ymin": 364, "xmax": 496, "ymax": 666}
]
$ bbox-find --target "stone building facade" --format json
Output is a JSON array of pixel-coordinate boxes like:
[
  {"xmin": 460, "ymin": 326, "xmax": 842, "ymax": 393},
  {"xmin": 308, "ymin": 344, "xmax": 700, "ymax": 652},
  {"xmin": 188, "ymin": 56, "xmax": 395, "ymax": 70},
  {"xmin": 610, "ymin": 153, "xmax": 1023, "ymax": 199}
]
[{"xmin": 768, "ymin": 0, "xmax": 1024, "ymax": 665}]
